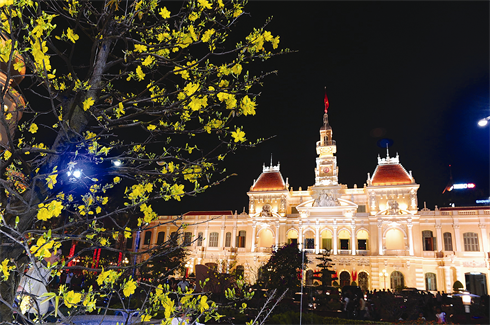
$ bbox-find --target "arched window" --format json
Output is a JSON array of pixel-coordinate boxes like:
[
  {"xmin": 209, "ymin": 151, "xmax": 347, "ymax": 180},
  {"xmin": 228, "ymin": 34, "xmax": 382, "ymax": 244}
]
[
  {"xmin": 306, "ymin": 269, "xmax": 314, "ymax": 285},
  {"xmin": 339, "ymin": 271, "xmax": 351, "ymax": 288},
  {"xmin": 338, "ymin": 230, "xmax": 350, "ymax": 251},
  {"xmin": 390, "ymin": 271, "xmax": 404, "ymax": 290},
  {"xmin": 144, "ymin": 231, "xmax": 152, "ymax": 246},
  {"xmin": 304, "ymin": 230, "xmax": 315, "ymax": 249},
  {"xmin": 236, "ymin": 265, "xmax": 244, "ymax": 278},
  {"xmin": 287, "ymin": 229, "xmax": 298, "ymax": 246},
  {"xmin": 357, "ymin": 230, "xmax": 369, "ymax": 251},
  {"xmin": 237, "ymin": 230, "xmax": 246, "ymax": 248},
  {"xmin": 209, "ymin": 232, "xmax": 219, "ymax": 247},
  {"xmin": 225, "ymin": 232, "xmax": 232, "ymax": 247},
  {"xmin": 184, "ymin": 232, "xmax": 192, "ymax": 246},
  {"xmin": 425, "ymin": 273, "xmax": 437, "ymax": 291},
  {"xmin": 321, "ymin": 230, "xmax": 332, "ymax": 250},
  {"xmin": 463, "ymin": 232, "xmax": 479, "ymax": 251},
  {"xmin": 443, "ymin": 232, "xmax": 453, "ymax": 251},
  {"xmin": 358, "ymin": 272, "xmax": 369, "ymax": 292},
  {"xmin": 422, "ymin": 230, "xmax": 435, "ymax": 251},
  {"xmin": 157, "ymin": 231, "xmax": 165, "ymax": 245}
]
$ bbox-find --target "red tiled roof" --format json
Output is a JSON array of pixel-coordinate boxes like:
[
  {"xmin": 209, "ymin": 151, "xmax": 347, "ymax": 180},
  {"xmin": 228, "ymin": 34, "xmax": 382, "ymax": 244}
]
[
  {"xmin": 184, "ymin": 211, "xmax": 233, "ymax": 216},
  {"xmin": 371, "ymin": 164, "xmax": 412, "ymax": 186},
  {"xmin": 250, "ymin": 171, "xmax": 286, "ymax": 191}
]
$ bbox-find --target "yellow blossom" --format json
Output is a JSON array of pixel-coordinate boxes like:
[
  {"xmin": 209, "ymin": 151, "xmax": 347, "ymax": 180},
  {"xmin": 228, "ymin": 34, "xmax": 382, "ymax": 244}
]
[
  {"xmin": 82, "ymin": 97, "xmax": 95, "ymax": 111},
  {"xmin": 198, "ymin": 0, "xmax": 212, "ymax": 10},
  {"xmin": 123, "ymin": 278, "xmax": 136, "ymax": 297},
  {"xmin": 1, "ymin": 259, "xmax": 14, "ymax": 280},
  {"xmin": 231, "ymin": 128, "xmax": 246, "ymax": 143},
  {"xmin": 159, "ymin": 7, "xmax": 170, "ymax": 19},
  {"xmin": 240, "ymin": 95, "xmax": 256, "ymax": 115},
  {"xmin": 3, "ymin": 150, "xmax": 11, "ymax": 160},
  {"xmin": 135, "ymin": 66, "xmax": 145, "ymax": 81},
  {"xmin": 134, "ymin": 44, "xmax": 147, "ymax": 53},
  {"xmin": 64, "ymin": 290, "xmax": 82, "ymax": 308},
  {"xmin": 66, "ymin": 28, "xmax": 79, "ymax": 43},
  {"xmin": 29, "ymin": 123, "xmax": 38, "ymax": 134},
  {"xmin": 170, "ymin": 183, "xmax": 185, "ymax": 201},
  {"xmin": 201, "ymin": 29, "xmax": 215, "ymax": 43}
]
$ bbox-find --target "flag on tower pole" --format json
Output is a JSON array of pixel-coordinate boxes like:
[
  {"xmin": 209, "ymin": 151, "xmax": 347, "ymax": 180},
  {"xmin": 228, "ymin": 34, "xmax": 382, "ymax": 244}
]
[{"xmin": 324, "ymin": 89, "xmax": 329, "ymax": 113}]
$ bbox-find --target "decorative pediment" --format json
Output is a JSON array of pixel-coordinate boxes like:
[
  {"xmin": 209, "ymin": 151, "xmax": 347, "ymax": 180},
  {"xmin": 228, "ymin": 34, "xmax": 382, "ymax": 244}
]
[{"xmin": 296, "ymin": 198, "xmax": 358, "ymax": 216}]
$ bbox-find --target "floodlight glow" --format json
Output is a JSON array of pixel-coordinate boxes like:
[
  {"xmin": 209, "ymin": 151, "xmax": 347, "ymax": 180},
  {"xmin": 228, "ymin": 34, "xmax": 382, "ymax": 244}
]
[
  {"xmin": 478, "ymin": 117, "xmax": 489, "ymax": 127},
  {"xmin": 113, "ymin": 160, "xmax": 122, "ymax": 167},
  {"xmin": 73, "ymin": 170, "xmax": 81, "ymax": 178}
]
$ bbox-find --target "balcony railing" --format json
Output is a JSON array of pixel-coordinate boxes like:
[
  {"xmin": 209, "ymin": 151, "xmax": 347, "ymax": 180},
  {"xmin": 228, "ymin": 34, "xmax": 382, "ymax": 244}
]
[
  {"xmin": 384, "ymin": 249, "xmax": 407, "ymax": 256},
  {"xmin": 338, "ymin": 249, "xmax": 351, "ymax": 255},
  {"xmin": 356, "ymin": 250, "xmax": 369, "ymax": 256}
]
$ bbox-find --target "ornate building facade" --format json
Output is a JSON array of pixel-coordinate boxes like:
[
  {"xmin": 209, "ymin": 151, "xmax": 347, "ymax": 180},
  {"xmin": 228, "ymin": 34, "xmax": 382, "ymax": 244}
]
[{"xmin": 140, "ymin": 110, "xmax": 490, "ymax": 296}]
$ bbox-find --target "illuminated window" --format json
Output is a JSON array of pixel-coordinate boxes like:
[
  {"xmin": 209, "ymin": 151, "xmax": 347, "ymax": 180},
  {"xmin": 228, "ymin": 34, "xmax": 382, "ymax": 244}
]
[
  {"xmin": 305, "ymin": 238, "xmax": 315, "ymax": 249},
  {"xmin": 237, "ymin": 231, "xmax": 246, "ymax": 248},
  {"xmin": 184, "ymin": 232, "xmax": 192, "ymax": 246},
  {"xmin": 422, "ymin": 230, "xmax": 436, "ymax": 251},
  {"xmin": 425, "ymin": 273, "xmax": 437, "ymax": 291},
  {"xmin": 443, "ymin": 232, "xmax": 453, "ymax": 251},
  {"xmin": 225, "ymin": 232, "xmax": 232, "ymax": 247},
  {"xmin": 209, "ymin": 232, "xmax": 219, "ymax": 247},
  {"xmin": 463, "ymin": 232, "xmax": 479, "ymax": 251},
  {"xmin": 157, "ymin": 231, "xmax": 165, "ymax": 245},
  {"xmin": 144, "ymin": 231, "xmax": 152, "ymax": 246}
]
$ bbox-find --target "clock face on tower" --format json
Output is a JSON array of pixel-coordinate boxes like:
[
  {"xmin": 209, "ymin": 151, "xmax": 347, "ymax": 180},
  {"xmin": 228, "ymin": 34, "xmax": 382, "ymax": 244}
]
[{"xmin": 322, "ymin": 166, "xmax": 330, "ymax": 174}]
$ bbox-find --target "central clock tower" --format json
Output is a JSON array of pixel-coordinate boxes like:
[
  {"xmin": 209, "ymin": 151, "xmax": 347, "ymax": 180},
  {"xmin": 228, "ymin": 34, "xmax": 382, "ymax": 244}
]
[{"xmin": 315, "ymin": 112, "xmax": 339, "ymax": 185}]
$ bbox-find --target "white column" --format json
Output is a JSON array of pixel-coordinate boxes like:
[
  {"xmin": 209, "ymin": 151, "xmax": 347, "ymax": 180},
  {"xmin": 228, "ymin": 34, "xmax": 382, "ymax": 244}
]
[
  {"xmin": 435, "ymin": 224, "xmax": 443, "ymax": 252},
  {"xmin": 408, "ymin": 223, "xmax": 414, "ymax": 256},
  {"xmin": 453, "ymin": 224, "xmax": 462, "ymax": 252},
  {"xmin": 333, "ymin": 225, "xmax": 338, "ymax": 255},
  {"xmin": 232, "ymin": 225, "xmax": 237, "ymax": 248},
  {"xmin": 299, "ymin": 225, "xmax": 304, "ymax": 250},
  {"xmin": 251, "ymin": 224, "xmax": 256, "ymax": 252},
  {"xmin": 220, "ymin": 226, "xmax": 225, "ymax": 248},
  {"xmin": 276, "ymin": 224, "xmax": 280, "ymax": 250},
  {"xmin": 166, "ymin": 226, "xmax": 171, "ymax": 241},
  {"xmin": 315, "ymin": 225, "xmax": 320, "ymax": 254},
  {"xmin": 479, "ymin": 224, "xmax": 489, "ymax": 253},
  {"xmin": 351, "ymin": 227, "xmax": 357, "ymax": 255},
  {"xmin": 204, "ymin": 226, "xmax": 209, "ymax": 247},
  {"xmin": 443, "ymin": 266, "xmax": 452, "ymax": 294},
  {"xmin": 378, "ymin": 222, "xmax": 383, "ymax": 255},
  {"xmin": 151, "ymin": 227, "xmax": 158, "ymax": 247}
]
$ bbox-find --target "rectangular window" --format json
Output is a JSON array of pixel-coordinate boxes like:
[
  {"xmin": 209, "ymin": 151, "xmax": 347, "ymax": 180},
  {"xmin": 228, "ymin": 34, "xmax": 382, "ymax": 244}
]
[
  {"xmin": 463, "ymin": 232, "xmax": 480, "ymax": 251},
  {"xmin": 422, "ymin": 230, "xmax": 436, "ymax": 251},
  {"xmin": 126, "ymin": 237, "xmax": 133, "ymax": 249},
  {"xmin": 225, "ymin": 232, "xmax": 232, "ymax": 247},
  {"xmin": 144, "ymin": 231, "xmax": 152, "ymax": 246},
  {"xmin": 443, "ymin": 232, "xmax": 453, "ymax": 251},
  {"xmin": 237, "ymin": 231, "xmax": 246, "ymax": 248},
  {"xmin": 288, "ymin": 238, "xmax": 298, "ymax": 246},
  {"xmin": 340, "ymin": 239, "xmax": 349, "ymax": 250},
  {"xmin": 322, "ymin": 238, "xmax": 332, "ymax": 250},
  {"xmin": 170, "ymin": 232, "xmax": 178, "ymax": 244},
  {"xmin": 157, "ymin": 232, "xmax": 165, "ymax": 245},
  {"xmin": 357, "ymin": 205, "xmax": 366, "ymax": 213},
  {"xmin": 209, "ymin": 232, "xmax": 219, "ymax": 247},
  {"xmin": 305, "ymin": 238, "xmax": 315, "ymax": 249},
  {"xmin": 184, "ymin": 232, "xmax": 192, "ymax": 246},
  {"xmin": 357, "ymin": 239, "xmax": 367, "ymax": 250},
  {"xmin": 197, "ymin": 232, "xmax": 203, "ymax": 246}
]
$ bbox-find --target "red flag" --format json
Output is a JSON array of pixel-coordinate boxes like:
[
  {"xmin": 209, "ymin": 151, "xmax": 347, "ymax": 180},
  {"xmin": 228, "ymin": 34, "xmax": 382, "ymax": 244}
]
[{"xmin": 324, "ymin": 91, "xmax": 329, "ymax": 113}]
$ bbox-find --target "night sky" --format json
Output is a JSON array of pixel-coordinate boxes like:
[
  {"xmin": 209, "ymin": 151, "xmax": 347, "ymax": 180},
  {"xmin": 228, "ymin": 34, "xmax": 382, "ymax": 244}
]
[{"xmin": 162, "ymin": 1, "xmax": 490, "ymax": 215}]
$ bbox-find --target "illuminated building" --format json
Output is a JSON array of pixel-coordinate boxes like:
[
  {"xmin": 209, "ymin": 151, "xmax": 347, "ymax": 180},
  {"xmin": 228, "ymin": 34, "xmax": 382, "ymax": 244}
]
[{"xmin": 142, "ymin": 109, "xmax": 490, "ymax": 295}]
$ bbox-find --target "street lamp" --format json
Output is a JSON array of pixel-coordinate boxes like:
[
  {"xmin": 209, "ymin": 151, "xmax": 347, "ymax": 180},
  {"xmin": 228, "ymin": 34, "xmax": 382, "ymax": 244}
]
[
  {"xmin": 184, "ymin": 261, "xmax": 193, "ymax": 278},
  {"xmin": 379, "ymin": 269, "xmax": 388, "ymax": 290},
  {"xmin": 478, "ymin": 116, "xmax": 490, "ymax": 127}
]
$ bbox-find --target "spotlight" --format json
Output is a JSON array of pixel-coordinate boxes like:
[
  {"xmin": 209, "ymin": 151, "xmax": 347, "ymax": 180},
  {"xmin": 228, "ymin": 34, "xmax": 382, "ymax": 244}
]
[
  {"xmin": 113, "ymin": 160, "xmax": 122, "ymax": 167},
  {"xmin": 73, "ymin": 170, "xmax": 81, "ymax": 178}
]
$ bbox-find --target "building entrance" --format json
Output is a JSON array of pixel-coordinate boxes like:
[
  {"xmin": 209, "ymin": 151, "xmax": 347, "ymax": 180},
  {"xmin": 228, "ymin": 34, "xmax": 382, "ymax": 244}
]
[{"xmin": 465, "ymin": 273, "xmax": 487, "ymax": 296}]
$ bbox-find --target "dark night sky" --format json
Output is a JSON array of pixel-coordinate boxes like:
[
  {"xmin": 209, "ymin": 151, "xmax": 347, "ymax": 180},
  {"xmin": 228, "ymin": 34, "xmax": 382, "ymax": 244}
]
[{"xmin": 161, "ymin": 1, "xmax": 490, "ymax": 215}]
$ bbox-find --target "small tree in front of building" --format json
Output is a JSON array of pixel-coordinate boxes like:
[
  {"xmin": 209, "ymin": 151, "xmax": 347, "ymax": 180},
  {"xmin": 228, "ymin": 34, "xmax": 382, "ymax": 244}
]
[
  {"xmin": 314, "ymin": 249, "xmax": 337, "ymax": 290},
  {"xmin": 260, "ymin": 243, "xmax": 308, "ymax": 296}
]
